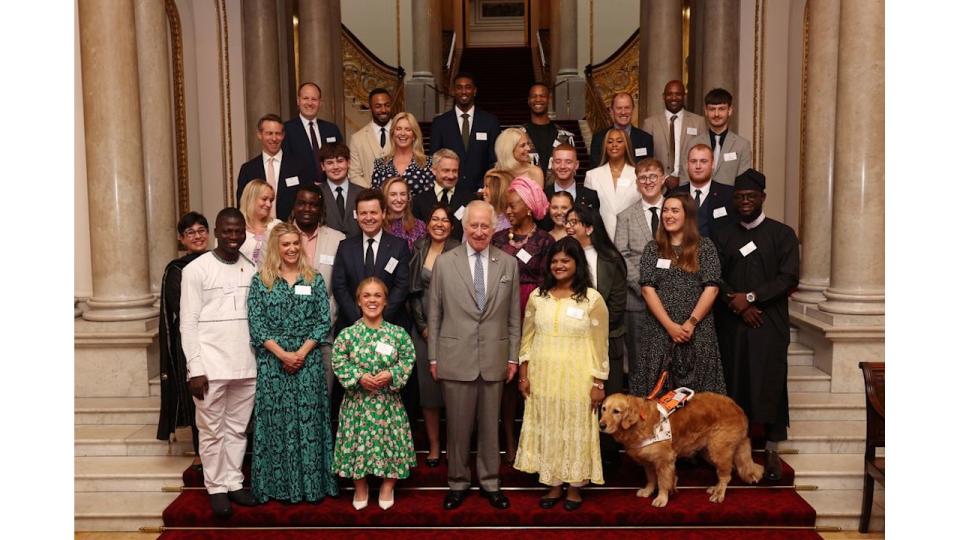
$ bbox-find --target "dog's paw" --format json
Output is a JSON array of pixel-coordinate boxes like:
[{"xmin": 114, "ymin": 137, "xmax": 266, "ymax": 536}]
[
  {"xmin": 707, "ymin": 485, "xmax": 726, "ymax": 503},
  {"xmin": 635, "ymin": 486, "xmax": 654, "ymax": 498},
  {"xmin": 743, "ymin": 464, "xmax": 764, "ymax": 484},
  {"xmin": 651, "ymin": 494, "xmax": 669, "ymax": 507}
]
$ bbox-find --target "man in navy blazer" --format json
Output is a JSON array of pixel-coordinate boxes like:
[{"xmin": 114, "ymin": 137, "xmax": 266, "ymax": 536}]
[
  {"xmin": 412, "ymin": 149, "xmax": 477, "ymax": 240},
  {"xmin": 589, "ymin": 93, "xmax": 655, "ymax": 168},
  {"xmin": 537, "ymin": 144, "xmax": 600, "ymax": 231},
  {"xmin": 429, "ymin": 73, "xmax": 501, "ymax": 193},
  {"xmin": 331, "ymin": 188, "xmax": 411, "ymax": 334},
  {"xmin": 282, "ymin": 82, "xmax": 344, "ymax": 185},
  {"xmin": 236, "ymin": 113, "xmax": 311, "ymax": 221},
  {"xmin": 670, "ymin": 144, "xmax": 734, "ymax": 238}
]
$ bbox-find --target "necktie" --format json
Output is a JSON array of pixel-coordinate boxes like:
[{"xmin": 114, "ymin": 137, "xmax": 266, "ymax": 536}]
[
  {"xmin": 309, "ymin": 121, "xmax": 322, "ymax": 173},
  {"xmin": 266, "ymin": 157, "xmax": 278, "ymax": 218},
  {"xmin": 695, "ymin": 189, "xmax": 703, "ymax": 208},
  {"xmin": 461, "ymin": 113, "xmax": 471, "ymax": 150},
  {"xmin": 336, "ymin": 186, "xmax": 346, "ymax": 219},
  {"xmin": 474, "ymin": 252, "xmax": 485, "ymax": 311},
  {"xmin": 650, "ymin": 206, "xmax": 659, "ymax": 233},
  {"xmin": 667, "ymin": 114, "xmax": 678, "ymax": 173},
  {"xmin": 364, "ymin": 238, "xmax": 375, "ymax": 276},
  {"xmin": 441, "ymin": 188, "xmax": 450, "ymax": 207},
  {"xmin": 380, "ymin": 127, "xmax": 386, "ymax": 149}
]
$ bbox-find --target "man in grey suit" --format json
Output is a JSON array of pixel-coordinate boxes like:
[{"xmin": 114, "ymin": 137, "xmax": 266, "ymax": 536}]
[
  {"xmin": 316, "ymin": 142, "xmax": 362, "ymax": 238},
  {"xmin": 680, "ymin": 88, "xmax": 752, "ymax": 185},
  {"xmin": 641, "ymin": 80, "xmax": 707, "ymax": 191},
  {"xmin": 614, "ymin": 157, "xmax": 666, "ymax": 396},
  {"xmin": 428, "ymin": 200, "xmax": 520, "ymax": 511}
]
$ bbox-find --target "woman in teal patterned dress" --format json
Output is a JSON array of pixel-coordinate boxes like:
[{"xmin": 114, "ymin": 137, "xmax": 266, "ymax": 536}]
[
  {"xmin": 247, "ymin": 223, "xmax": 338, "ymax": 503},
  {"xmin": 332, "ymin": 277, "xmax": 417, "ymax": 511}
]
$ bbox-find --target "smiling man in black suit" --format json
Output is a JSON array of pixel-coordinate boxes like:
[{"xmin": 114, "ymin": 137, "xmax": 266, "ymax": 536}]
[
  {"xmin": 672, "ymin": 143, "xmax": 734, "ymax": 238},
  {"xmin": 283, "ymin": 82, "xmax": 344, "ymax": 184},
  {"xmin": 236, "ymin": 113, "xmax": 310, "ymax": 221}
]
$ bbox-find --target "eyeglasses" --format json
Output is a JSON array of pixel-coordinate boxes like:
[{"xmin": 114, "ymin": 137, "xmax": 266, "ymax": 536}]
[
  {"xmin": 636, "ymin": 174, "xmax": 661, "ymax": 184},
  {"xmin": 565, "ymin": 219, "xmax": 581, "ymax": 227},
  {"xmin": 183, "ymin": 228, "xmax": 208, "ymax": 238}
]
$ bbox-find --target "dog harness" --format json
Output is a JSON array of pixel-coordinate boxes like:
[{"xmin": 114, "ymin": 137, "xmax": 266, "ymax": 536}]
[{"xmin": 638, "ymin": 387, "xmax": 695, "ymax": 448}]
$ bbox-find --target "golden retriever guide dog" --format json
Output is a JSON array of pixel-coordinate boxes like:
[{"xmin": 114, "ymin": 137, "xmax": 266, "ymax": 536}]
[{"xmin": 599, "ymin": 392, "xmax": 763, "ymax": 507}]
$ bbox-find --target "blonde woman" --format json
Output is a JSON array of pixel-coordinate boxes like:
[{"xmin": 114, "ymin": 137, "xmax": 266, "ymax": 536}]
[
  {"xmin": 247, "ymin": 222, "xmax": 337, "ymax": 503},
  {"xmin": 239, "ymin": 179, "xmax": 282, "ymax": 267},
  {"xmin": 371, "ymin": 111, "xmax": 434, "ymax": 196},
  {"xmin": 494, "ymin": 127, "xmax": 545, "ymax": 187},
  {"xmin": 382, "ymin": 176, "xmax": 427, "ymax": 251}
]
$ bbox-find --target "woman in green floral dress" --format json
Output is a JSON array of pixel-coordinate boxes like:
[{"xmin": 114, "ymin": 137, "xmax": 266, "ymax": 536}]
[
  {"xmin": 247, "ymin": 223, "xmax": 338, "ymax": 503},
  {"xmin": 332, "ymin": 277, "xmax": 417, "ymax": 511}
]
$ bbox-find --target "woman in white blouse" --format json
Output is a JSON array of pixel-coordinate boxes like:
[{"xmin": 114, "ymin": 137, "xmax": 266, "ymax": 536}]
[
  {"xmin": 239, "ymin": 179, "xmax": 282, "ymax": 268},
  {"xmin": 584, "ymin": 128, "xmax": 639, "ymax": 240}
]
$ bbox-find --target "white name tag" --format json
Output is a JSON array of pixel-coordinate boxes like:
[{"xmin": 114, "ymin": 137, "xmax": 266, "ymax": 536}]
[
  {"xmin": 476, "ymin": 132, "xmax": 488, "ymax": 141},
  {"xmin": 285, "ymin": 176, "xmax": 300, "ymax": 187},
  {"xmin": 375, "ymin": 342, "xmax": 394, "ymax": 355},
  {"xmin": 223, "ymin": 285, "xmax": 237, "ymax": 296},
  {"xmin": 319, "ymin": 254, "xmax": 335, "ymax": 266},
  {"xmin": 516, "ymin": 249, "xmax": 532, "ymax": 264},
  {"xmin": 325, "ymin": 136, "xmax": 336, "ymax": 143},
  {"xmin": 686, "ymin": 127, "xmax": 698, "ymax": 135},
  {"xmin": 656, "ymin": 258, "xmax": 672, "ymax": 269},
  {"xmin": 713, "ymin": 207, "xmax": 728, "ymax": 219},
  {"xmin": 294, "ymin": 285, "xmax": 312, "ymax": 295},
  {"xmin": 566, "ymin": 306, "xmax": 585, "ymax": 320},
  {"xmin": 385, "ymin": 257, "xmax": 399, "ymax": 274},
  {"xmin": 740, "ymin": 241, "xmax": 758, "ymax": 257},
  {"xmin": 454, "ymin": 206, "xmax": 466, "ymax": 220},
  {"xmin": 723, "ymin": 152, "xmax": 737, "ymax": 162},
  {"xmin": 635, "ymin": 147, "xmax": 648, "ymax": 157}
]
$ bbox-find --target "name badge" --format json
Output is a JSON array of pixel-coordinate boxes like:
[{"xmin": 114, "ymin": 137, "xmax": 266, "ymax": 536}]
[
  {"xmin": 476, "ymin": 132, "xmax": 488, "ymax": 141},
  {"xmin": 740, "ymin": 241, "xmax": 758, "ymax": 257},
  {"xmin": 566, "ymin": 306, "xmax": 585, "ymax": 320},
  {"xmin": 319, "ymin": 254, "xmax": 335, "ymax": 266},
  {"xmin": 385, "ymin": 257, "xmax": 399, "ymax": 274},
  {"xmin": 686, "ymin": 127, "xmax": 698, "ymax": 135},
  {"xmin": 223, "ymin": 285, "xmax": 237, "ymax": 296},
  {"xmin": 723, "ymin": 152, "xmax": 737, "ymax": 162},
  {"xmin": 516, "ymin": 249, "xmax": 532, "ymax": 264},
  {"xmin": 325, "ymin": 136, "xmax": 336, "ymax": 143},
  {"xmin": 294, "ymin": 285, "xmax": 312, "ymax": 295},
  {"xmin": 285, "ymin": 176, "xmax": 300, "ymax": 187},
  {"xmin": 635, "ymin": 147, "xmax": 648, "ymax": 157},
  {"xmin": 375, "ymin": 342, "xmax": 394, "ymax": 355},
  {"xmin": 713, "ymin": 207, "xmax": 728, "ymax": 219},
  {"xmin": 656, "ymin": 258, "xmax": 672, "ymax": 269},
  {"xmin": 454, "ymin": 206, "xmax": 466, "ymax": 220}
]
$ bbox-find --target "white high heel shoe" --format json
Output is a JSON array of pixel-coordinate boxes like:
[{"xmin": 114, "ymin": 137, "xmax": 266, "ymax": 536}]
[
  {"xmin": 378, "ymin": 492, "xmax": 394, "ymax": 510},
  {"xmin": 352, "ymin": 491, "xmax": 369, "ymax": 510}
]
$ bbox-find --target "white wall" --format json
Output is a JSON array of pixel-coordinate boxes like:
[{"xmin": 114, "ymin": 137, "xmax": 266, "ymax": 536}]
[
  {"xmin": 577, "ymin": 0, "xmax": 640, "ymax": 72},
  {"xmin": 341, "ymin": 0, "xmax": 414, "ymax": 78}
]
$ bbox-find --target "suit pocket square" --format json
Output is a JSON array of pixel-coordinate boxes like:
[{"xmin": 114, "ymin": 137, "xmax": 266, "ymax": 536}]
[{"xmin": 499, "ymin": 276, "xmax": 511, "ymax": 283}]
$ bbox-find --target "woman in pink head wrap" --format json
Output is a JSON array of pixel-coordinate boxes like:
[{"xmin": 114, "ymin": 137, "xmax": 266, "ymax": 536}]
[{"xmin": 492, "ymin": 176, "xmax": 556, "ymax": 464}]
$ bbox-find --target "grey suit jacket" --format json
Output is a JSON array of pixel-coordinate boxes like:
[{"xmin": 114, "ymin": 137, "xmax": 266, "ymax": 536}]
[
  {"xmin": 614, "ymin": 201, "xmax": 656, "ymax": 312},
  {"xmin": 318, "ymin": 181, "xmax": 362, "ymax": 238},
  {"xmin": 641, "ymin": 110, "xmax": 708, "ymax": 176},
  {"xmin": 680, "ymin": 130, "xmax": 752, "ymax": 185},
  {"xmin": 427, "ymin": 245, "xmax": 520, "ymax": 382},
  {"xmin": 347, "ymin": 121, "xmax": 391, "ymax": 188}
]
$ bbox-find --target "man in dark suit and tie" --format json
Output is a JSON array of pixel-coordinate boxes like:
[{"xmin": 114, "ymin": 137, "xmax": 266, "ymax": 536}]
[
  {"xmin": 537, "ymin": 143, "xmax": 600, "ymax": 231},
  {"xmin": 316, "ymin": 142, "xmax": 362, "ymax": 238},
  {"xmin": 671, "ymin": 144, "xmax": 734, "ymax": 239},
  {"xmin": 330, "ymin": 188, "xmax": 411, "ymax": 335},
  {"xmin": 412, "ymin": 148, "xmax": 477, "ymax": 240},
  {"xmin": 283, "ymin": 82, "xmax": 344, "ymax": 184},
  {"xmin": 429, "ymin": 73, "xmax": 501, "ymax": 193},
  {"xmin": 236, "ymin": 114, "xmax": 310, "ymax": 221},
  {"xmin": 589, "ymin": 92, "xmax": 655, "ymax": 169}
]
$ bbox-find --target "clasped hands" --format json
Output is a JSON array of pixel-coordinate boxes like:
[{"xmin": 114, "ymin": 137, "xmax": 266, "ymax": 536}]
[
  {"xmin": 727, "ymin": 292, "xmax": 763, "ymax": 329},
  {"xmin": 359, "ymin": 371, "xmax": 393, "ymax": 392},
  {"xmin": 277, "ymin": 350, "xmax": 306, "ymax": 374}
]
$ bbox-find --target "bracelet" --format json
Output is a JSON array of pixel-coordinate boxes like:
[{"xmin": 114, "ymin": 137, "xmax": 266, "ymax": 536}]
[
  {"xmin": 687, "ymin": 315, "xmax": 700, "ymax": 326},
  {"xmin": 519, "ymin": 378, "xmax": 528, "ymax": 383}
]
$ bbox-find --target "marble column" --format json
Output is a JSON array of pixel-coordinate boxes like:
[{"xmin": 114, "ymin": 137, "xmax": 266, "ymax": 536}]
[
  {"xmin": 299, "ymin": 0, "xmax": 344, "ymax": 128},
  {"xmin": 793, "ymin": 0, "xmax": 840, "ymax": 305},
  {"xmin": 407, "ymin": 0, "xmax": 439, "ymax": 119},
  {"xmin": 818, "ymin": 0, "xmax": 884, "ymax": 316},
  {"xmin": 700, "ymin": 0, "xmax": 739, "ymax": 118},
  {"xmin": 644, "ymin": 0, "xmax": 683, "ymax": 118},
  {"xmin": 78, "ymin": 0, "xmax": 157, "ymax": 322},
  {"xmin": 242, "ymin": 0, "xmax": 282, "ymax": 157},
  {"xmin": 134, "ymin": 0, "xmax": 178, "ymax": 297},
  {"xmin": 552, "ymin": 0, "xmax": 585, "ymax": 120}
]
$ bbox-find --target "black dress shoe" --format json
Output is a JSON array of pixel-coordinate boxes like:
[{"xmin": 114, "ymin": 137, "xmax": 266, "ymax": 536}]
[
  {"xmin": 764, "ymin": 450, "xmax": 783, "ymax": 481},
  {"xmin": 539, "ymin": 496, "xmax": 561, "ymax": 509},
  {"xmin": 479, "ymin": 489, "xmax": 510, "ymax": 509},
  {"xmin": 563, "ymin": 498, "xmax": 583, "ymax": 511},
  {"xmin": 425, "ymin": 456, "xmax": 441, "ymax": 468},
  {"xmin": 228, "ymin": 488, "xmax": 259, "ymax": 506},
  {"xmin": 443, "ymin": 489, "xmax": 468, "ymax": 510},
  {"xmin": 209, "ymin": 493, "xmax": 232, "ymax": 518}
]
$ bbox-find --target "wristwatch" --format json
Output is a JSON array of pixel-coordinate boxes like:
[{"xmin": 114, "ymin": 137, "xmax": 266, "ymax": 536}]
[
  {"xmin": 592, "ymin": 381, "xmax": 605, "ymax": 390},
  {"xmin": 746, "ymin": 291, "xmax": 757, "ymax": 303}
]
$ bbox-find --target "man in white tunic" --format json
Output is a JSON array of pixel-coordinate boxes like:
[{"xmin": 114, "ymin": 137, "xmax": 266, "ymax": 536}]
[{"xmin": 180, "ymin": 207, "xmax": 259, "ymax": 517}]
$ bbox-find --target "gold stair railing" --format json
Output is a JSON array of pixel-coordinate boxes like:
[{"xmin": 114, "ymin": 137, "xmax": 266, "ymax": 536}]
[
  {"xmin": 584, "ymin": 28, "xmax": 641, "ymax": 135},
  {"xmin": 341, "ymin": 24, "xmax": 406, "ymax": 115}
]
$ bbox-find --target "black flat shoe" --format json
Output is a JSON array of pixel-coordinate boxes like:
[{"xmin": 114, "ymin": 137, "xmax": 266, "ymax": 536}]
[
  {"xmin": 764, "ymin": 450, "xmax": 783, "ymax": 481},
  {"xmin": 227, "ymin": 488, "xmax": 258, "ymax": 507},
  {"xmin": 563, "ymin": 498, "xmax": 583, "ymax": 511},
  {"xmin": 425, "ymin": 456, "xmax": 441, "ymax": 468},
  {"xmin": 539, "ymin": 496, "xmax": 561, "ymax": 509},
  {"xmin": 479, "ymin": 488, "xmax": 510, "ymax": 509},
  {"xmin": 443, "ymin": 489, "xmax": 468, "ymax": 510},
  {"xmin": 209, "ymin": 493, "xmax": 232, "ymax": 518}
]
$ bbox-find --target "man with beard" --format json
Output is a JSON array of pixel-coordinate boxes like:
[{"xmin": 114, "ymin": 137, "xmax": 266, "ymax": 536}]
[
  {"xmin": 348, "ymin": 88, "xmax": 394, "ymax": 187},
  {"xmin": 642, "ymin": 80, "xmax": 707, "ymax": 190},
  {"xmin": 522, "ymin": 82, "xmax": 576, "ymax": 176},
  {"xmin": 711, "ymin": 169, "xmax": 800, "ymax": 481},
  {"xmin": 411, "ymin": 149, "xmax": 476, "ymax": 240}
]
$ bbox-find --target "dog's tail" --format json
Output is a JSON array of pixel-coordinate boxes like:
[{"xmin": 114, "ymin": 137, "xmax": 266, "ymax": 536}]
[{"xmin": 734, "ymin": 439, "xmax": 764, "ymax": 484}]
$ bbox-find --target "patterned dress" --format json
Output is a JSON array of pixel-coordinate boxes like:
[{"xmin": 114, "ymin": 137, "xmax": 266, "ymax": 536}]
[
  {"xmin": 514, "ymin": 288, "xmax": 609, "ymax": 486},
  {"xmin": 332, "ymin": 320, "xmax": 417, "ymax": 479},
  {"xmin": 371, "ymin": 156, "xmax": 435, "ymax": 196},
  {"xmin": 247, "ymin": 273, "xmax": 338, "ymax": 503},
  {"xmin": 630, "ymin": 238, "xmax": 727, "ymax": 396},
  {"xmin": 492, "ymin": 227, "xmax": 556, "ymax": 316},
  {"xmin": 386, "ymin": 217, "xmax": 427, "ymax": 252}
]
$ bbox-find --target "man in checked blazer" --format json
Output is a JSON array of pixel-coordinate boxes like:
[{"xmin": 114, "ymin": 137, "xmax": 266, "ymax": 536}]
[
  {"xmin": 427, "ymin": 200, "xmax": 520, "ymax": 512},
  {"xmin": 642, "ymin": 80, "xmax": 707, "ymax": 191},
  {"xmin": 679, "ymin": 88, "xmax": 752, "ymax": 185}
]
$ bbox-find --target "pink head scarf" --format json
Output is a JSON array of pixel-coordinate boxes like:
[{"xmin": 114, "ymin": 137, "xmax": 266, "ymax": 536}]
[{"xmin": 509, "ymin": 176, "xmax": 549, "ymax": 221}]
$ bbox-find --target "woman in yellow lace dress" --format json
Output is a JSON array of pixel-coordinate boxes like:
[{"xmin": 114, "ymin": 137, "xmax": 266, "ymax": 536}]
[{"xmin": 513, "ymin": 237, "xmax": 609, "ymax": 511}]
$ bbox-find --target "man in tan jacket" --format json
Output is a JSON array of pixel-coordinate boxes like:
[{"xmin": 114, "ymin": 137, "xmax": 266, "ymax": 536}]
[{"xmin": 347, "ymin": 88, "xmax": 393, "ymax": 187}]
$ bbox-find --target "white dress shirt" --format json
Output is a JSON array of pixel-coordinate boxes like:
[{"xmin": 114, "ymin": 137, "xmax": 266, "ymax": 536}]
[
  {"xmin": 261, "ymin": 150, "xmax": 283, "ymax": 217},
  {"xmin": 554, "ymin": 180, "xmax": 577, "ymax": 201},
  {"xmin": 362, "ymin": 229, "xmax": 384, "ymax": 263},
  {"xmin": 641, "ymin": 196, "xmax": 664, "ymax": 233},
  {"xmin": 372, "ymin": 120, "xmax": 392, "ymax": 148},
  {"xmin": 300, "ymin": 114, "xmax": 332, "ymax": 146},
  {"xmin": 583, "ymin": 245, "xmax": 599, "ymax": 288},
  {"xmin": 665, "ymin": 109, "xmax": 687, "ymax": 175},
  {"xmin": 455, "ymin": 106, "xmax": 476, "ymax": 133},
  {"xmin": 689, "ymin": 179, "xmax": 713, "ymax": 206}
]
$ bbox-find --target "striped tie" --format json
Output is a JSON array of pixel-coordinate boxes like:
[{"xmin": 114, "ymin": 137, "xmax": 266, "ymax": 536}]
[{"xmin": 474, "ymin": 252, "xmax": 485, "ymax": 311}]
